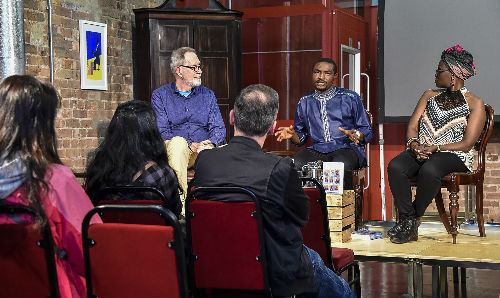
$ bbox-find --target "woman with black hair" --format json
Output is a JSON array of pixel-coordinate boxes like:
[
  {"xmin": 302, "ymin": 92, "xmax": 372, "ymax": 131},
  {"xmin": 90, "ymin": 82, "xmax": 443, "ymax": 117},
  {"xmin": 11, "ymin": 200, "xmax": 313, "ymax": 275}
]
[
  {"xmin": 387, "ymin": 45, "xmax": 486, "ymax": 244},
  {"xmin": 85, "ymin": 100, "xmax": 182, "ymax": 217},
  {"xmin": 0, "ymin": 75, "xmax": 101, "ymax": 297}
]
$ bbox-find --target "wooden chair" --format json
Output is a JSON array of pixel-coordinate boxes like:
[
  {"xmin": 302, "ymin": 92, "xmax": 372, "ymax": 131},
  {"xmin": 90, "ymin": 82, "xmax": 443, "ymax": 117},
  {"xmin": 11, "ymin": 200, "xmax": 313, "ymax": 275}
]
[
  {"xmin": 93, "ymin": 186, "xmax": 170, "ymax": 224},
  {"xmin": 0, "ymin": 204, "xmax": 59, "ymax": 298},
  {"xmin": 300, "ymin": 177, "xmax": 361, "ymax": 297},
  {"xmin": 409, "ymin": 104, "xmax": 494, "ymax": 244},
  {"xmin": 82, "ymin": 204, "xmax": 188, "ymax": 298},
  {"xmin": 186, "ymin": 187, "xmax": 272, "ymax": 297},
  {"xmin": 352, "ymin": 110, "xmax": 373, "ymax": 230}
]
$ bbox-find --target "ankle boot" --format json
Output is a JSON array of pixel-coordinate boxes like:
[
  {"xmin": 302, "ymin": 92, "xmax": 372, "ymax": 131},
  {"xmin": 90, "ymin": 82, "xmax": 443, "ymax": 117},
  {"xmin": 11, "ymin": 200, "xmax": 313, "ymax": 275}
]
[
  {"xmin": 388, "ymin": 216, "xmax": 421, "ymax": 238},
  {"xmin": 390, "ymin": 217, "xmax": 419, "ymax": 244},
  {"xmin": 387, "ymin": 221, "xmax": 404, "ymax": 237}
]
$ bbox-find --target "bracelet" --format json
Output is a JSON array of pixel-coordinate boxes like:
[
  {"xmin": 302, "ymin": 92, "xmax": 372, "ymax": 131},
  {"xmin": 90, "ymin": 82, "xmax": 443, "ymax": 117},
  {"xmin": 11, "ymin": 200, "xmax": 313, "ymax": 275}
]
[
  {"xmin": 436, "ymin": 144, "xmax": 441, "ymax": 152},
  {"xmin": 406, "ymin": 137, "xmax": 419, "ymax": 150}
]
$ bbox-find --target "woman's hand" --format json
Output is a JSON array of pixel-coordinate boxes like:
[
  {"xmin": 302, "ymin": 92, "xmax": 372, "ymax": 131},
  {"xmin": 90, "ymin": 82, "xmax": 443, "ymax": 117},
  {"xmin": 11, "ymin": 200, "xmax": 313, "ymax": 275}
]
[{"xmin": 411, "ymin": 142, "xmax": 431, "ymax": 161}]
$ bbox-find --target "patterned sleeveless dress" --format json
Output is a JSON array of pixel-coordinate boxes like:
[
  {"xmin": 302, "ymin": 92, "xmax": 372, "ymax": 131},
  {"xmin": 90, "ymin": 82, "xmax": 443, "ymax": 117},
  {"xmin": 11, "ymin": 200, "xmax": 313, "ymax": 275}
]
[{"xmin": 418, "ymin": 87, "xmax": 474, "ymax": 171}]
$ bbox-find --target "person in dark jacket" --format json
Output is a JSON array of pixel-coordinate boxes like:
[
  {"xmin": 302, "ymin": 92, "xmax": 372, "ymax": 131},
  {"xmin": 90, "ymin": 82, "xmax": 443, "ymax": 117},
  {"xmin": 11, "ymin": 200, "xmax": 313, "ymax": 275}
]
[{"xmin": 193, "ymin": 84, "xmax": 355, "ymax": 298}]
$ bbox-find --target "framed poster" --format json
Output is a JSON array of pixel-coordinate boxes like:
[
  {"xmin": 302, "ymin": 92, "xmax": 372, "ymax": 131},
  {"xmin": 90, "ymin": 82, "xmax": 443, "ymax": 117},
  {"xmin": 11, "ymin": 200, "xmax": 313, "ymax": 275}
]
[{"xmin": 79, "ymin": 20, "xmax": 107, "ymax": 90}]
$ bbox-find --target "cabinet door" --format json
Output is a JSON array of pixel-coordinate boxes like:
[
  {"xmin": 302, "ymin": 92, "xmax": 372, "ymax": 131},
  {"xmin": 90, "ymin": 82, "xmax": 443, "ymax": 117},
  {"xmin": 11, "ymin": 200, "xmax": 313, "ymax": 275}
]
[
  {"xmin": 194, "ymin": 19, "xmax": 241, "ymax": 141},
  {"xmin": 151, "ymin": 19, "xmax": 193, "ymax": 91}
]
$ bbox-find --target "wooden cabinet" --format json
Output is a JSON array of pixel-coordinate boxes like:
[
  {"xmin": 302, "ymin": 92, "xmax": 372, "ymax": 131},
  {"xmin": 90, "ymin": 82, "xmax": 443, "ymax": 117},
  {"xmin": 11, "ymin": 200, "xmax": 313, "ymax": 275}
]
[{"xmin": 134, "ymin": 0, "xmax": 242, "ymax": 141}]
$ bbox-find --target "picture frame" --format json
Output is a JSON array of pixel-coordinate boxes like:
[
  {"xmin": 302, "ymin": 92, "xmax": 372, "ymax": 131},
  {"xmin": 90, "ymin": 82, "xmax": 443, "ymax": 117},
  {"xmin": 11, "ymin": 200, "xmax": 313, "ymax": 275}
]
[{"xmin": 79, "ymin": 20, "xmax": 107, "ymax": 90}]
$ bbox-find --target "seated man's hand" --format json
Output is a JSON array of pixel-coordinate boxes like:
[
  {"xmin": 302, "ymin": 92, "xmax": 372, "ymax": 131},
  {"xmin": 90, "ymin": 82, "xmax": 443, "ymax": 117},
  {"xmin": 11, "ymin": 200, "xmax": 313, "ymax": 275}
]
[
  {"xmin": 274, "ymin": 125, "xmax": 295, "ymax": 142},
  {"xmin": 339, "ymin": 127, "xmax": 363, "ymax": 145},
  {"xmin": 190, "ymin": 140, "xmax": 215, "ymax": 153}
]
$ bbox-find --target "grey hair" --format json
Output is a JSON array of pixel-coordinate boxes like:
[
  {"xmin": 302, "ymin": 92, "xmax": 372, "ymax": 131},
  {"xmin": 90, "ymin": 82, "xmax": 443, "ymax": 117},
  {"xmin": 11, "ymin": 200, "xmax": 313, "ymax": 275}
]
[
  {"xmin": 170, "ymin": 47, "xmax": 197, "ymax": 74},
  {"xmin": 234, "ymin": 84, "xmax": 279, "ymax": 137}
]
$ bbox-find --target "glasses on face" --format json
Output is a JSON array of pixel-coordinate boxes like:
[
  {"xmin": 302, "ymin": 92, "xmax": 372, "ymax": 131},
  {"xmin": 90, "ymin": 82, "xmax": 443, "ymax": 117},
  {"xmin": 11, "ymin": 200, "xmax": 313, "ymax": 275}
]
[
  {"xmin": 435, "ymin": 69, "xmax": 449, "ymax": 73},
  {"xmin": 180, "ymin": 65, "xmax": 202, "ymax": 72}
]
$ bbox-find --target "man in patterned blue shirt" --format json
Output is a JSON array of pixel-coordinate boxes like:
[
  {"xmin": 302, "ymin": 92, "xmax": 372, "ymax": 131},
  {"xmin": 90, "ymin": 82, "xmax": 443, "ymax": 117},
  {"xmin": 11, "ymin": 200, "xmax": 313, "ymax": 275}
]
[
  {"xmin": 151, "ymin": 47, "xmax": 226, "ymax": 206},
  {"xmin": 275, "ymin": 58, "xmax": 373, "ymax": 189}
]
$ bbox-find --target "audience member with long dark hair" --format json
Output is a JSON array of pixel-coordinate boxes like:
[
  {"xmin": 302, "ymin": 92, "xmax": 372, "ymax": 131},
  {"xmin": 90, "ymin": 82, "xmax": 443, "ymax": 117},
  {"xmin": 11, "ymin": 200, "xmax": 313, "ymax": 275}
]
[
  {"xmin": 0, "ymin": 75, "xmax": 101, "ymax": 297},
  {"xmin": 85, "ymin": 100, "xmax": 182, "ymax": 217},
  {"xmin": 387, "ymin": 45, "xmax": 485, "ymax": 244}
]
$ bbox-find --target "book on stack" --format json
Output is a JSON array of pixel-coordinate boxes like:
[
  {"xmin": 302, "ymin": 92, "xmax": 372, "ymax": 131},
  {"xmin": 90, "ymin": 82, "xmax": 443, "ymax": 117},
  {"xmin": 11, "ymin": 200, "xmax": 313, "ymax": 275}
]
[{"xmin": 351, "ymin": 228, "xmax": 383, "ymax": 240}]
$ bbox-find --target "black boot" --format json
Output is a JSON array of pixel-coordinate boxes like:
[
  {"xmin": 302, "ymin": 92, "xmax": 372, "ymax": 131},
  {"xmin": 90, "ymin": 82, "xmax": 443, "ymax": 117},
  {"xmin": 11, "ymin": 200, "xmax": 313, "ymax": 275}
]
[
  {"xmin": 387, "ymin": 221, "xmax": 404, "ymax": 237},
  {"xmin": 390, "ymin": 217, "xmax": 418, "ymax": 244},
  {"xmin": 388, "ymin": 216, "xmax": 421, "ymax": 238}
]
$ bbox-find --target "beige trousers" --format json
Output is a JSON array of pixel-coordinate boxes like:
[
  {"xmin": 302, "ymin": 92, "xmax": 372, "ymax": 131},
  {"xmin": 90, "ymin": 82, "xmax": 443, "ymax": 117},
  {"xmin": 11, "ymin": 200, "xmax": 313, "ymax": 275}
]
[{"xmin": 165, "ymin": 136, "xmax": 198, "ymax": 214}]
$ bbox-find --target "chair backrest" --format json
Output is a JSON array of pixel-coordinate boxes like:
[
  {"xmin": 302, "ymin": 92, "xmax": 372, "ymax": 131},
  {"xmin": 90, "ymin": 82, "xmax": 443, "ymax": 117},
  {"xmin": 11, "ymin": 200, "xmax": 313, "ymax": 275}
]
[
  {"xmin": 82, "ymin": 204, "xmax": 188, "ymax": 298},
  {"xmin": 0, "ymin": 204, "xmax": 59, "ymax": 298},
  {"xmin": 299, "ymin": 178, "xmax": 334, "ymax": 271},
  {"xmin": 186, "ymin": 187, "xmax": 271, "ymax": 295},
  {"xmin": 475, "ymin": 104, "xmax": 495, "ymax": 174},
  {"xmin": 93, "ymin": 186, "xmax": 169, "ymax": 224}
]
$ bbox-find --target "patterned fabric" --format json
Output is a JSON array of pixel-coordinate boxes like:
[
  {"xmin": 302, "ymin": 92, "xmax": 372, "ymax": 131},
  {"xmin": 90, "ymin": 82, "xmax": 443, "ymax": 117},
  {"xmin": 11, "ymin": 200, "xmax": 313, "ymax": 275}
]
[
  {"xmin": 151, "ymin": 82, "xmax": 226, "ymax": 146},
  {"xmin": 441, "ymin": 45, "xmax": 475, "ymax": 80},
  {"xmin": 294, "ymin": 86, "xmax": 373, "ymax": 166},
  {"xmin": 313, "ymin": 87, "xmax": 337, "ymax": 142},
  {"xmin": 418, "ymin": 87, "xmax": 474, "ymax": 170},
  {"xmin": 133, "ymin": 162, "xmax": 182, "ymax": 217}
]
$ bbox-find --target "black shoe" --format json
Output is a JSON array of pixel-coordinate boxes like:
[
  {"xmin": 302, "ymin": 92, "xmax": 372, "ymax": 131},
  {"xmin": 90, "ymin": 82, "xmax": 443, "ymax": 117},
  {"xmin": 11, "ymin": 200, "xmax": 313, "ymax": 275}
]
[
  {"xmin": 390, "ymin": 217, "xmax": 418, "ymax": 244},
  {"xmin": 387, "ymin": 221, "xmax": 404, "ymax": 237},
  {"xmin": 388, "ymin": 217, "xmax": 421, "ymax": 237}
]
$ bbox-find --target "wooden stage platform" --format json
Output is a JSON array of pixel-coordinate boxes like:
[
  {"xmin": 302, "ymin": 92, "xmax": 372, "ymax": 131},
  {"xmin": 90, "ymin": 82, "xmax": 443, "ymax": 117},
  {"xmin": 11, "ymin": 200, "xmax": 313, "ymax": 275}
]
[{"xmin": 333, "ymin": 221, "xmax": 500, "ymax": 298}]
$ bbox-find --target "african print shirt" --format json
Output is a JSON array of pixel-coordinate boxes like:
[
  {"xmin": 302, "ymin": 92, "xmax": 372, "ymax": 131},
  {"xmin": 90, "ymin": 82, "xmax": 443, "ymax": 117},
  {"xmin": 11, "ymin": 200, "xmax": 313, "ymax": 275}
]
[{"xmin": 418, "ymin": 87, "xmax": 474, "ymax": 171}]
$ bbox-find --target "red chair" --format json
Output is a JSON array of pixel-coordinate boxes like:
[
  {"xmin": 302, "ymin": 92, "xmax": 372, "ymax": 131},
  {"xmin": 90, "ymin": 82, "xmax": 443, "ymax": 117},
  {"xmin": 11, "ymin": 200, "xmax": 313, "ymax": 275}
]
[
  {"xmin": 82, "ymin": 204, "xmax": 188, "ymax": 298},
  {"xmin": 186, "ymin": 187, "xmax": 271, "ymax": 297},
  {"xmin": 300, "ymin": 177, "xmax": 361, "ymax": 297},
  {"xmin": 93, "ymin": 186, "xmax": 171, "ymax": 224},
  {"xmin": 0, "ymin": 204, "xmax": 59, "ymax": 298}
]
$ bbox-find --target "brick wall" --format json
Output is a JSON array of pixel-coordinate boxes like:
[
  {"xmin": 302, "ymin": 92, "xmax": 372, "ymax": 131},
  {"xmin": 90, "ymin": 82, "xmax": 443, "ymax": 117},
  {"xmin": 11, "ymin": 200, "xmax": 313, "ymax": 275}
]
[{"xmin": 23, "ymin": 0, "xmax": 162, "ymax": 173}]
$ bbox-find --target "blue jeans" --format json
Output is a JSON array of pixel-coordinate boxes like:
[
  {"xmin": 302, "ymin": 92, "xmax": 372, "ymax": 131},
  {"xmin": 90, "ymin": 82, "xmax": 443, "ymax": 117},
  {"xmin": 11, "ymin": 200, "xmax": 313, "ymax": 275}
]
[{"xmin": 302, "ymin": 245, "xmax": 356, "ymax": 298}]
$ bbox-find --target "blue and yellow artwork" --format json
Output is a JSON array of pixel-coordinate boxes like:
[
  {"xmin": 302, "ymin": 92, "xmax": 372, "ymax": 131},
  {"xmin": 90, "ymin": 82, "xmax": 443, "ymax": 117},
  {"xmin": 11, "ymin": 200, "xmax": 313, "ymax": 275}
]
[{"xmin": 86, "ymin": 31, "xmax": 102, "ymax": 81}]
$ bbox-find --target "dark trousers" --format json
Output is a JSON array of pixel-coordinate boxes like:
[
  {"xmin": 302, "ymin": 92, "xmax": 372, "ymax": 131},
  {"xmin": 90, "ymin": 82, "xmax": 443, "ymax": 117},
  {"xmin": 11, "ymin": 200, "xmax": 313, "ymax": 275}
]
[
  {"xmin": 294, "ymin": 148, "xmax": 360, "ymax": 190},
  {"xmin": 387, "ymin": 150, "xmax": 468, "ymax": 218}
]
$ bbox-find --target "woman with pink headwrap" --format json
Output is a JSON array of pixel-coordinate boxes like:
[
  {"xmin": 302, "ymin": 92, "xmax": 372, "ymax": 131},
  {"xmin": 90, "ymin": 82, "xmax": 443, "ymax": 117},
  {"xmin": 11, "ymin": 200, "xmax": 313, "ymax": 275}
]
[{"xmin": 386, "ymin": 45, "xmax": 486, "ymax": 244}]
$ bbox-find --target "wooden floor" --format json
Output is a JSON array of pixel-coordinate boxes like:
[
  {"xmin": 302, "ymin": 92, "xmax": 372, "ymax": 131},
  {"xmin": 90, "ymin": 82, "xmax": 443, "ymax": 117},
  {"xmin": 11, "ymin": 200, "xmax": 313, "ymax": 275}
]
[
  {"xmin": 356, "ymin": 261, "xmax": 500, "ymax": 298},
  {"xmin": 337, "ymin": 221, "xmax": 500, "ymax": 298}
]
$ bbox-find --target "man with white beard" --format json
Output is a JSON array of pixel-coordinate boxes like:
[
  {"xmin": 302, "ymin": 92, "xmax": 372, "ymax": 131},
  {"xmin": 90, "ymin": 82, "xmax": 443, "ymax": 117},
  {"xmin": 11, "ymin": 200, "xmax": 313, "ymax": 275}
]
[{"xmin": 151, "ymin": 47, "xmax": 225, "ymax": 210}]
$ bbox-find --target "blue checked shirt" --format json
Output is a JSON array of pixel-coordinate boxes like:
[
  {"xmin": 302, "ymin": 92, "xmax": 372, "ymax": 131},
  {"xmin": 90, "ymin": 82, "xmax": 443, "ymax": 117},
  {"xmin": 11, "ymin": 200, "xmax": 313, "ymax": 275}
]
[
  {"xmin": 151, "ymin": 83, "xmax": 226, "ymax": 146},
  {"xmin": 294, "ymin": 86, "xmax": 373, "ymax": 165}
]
